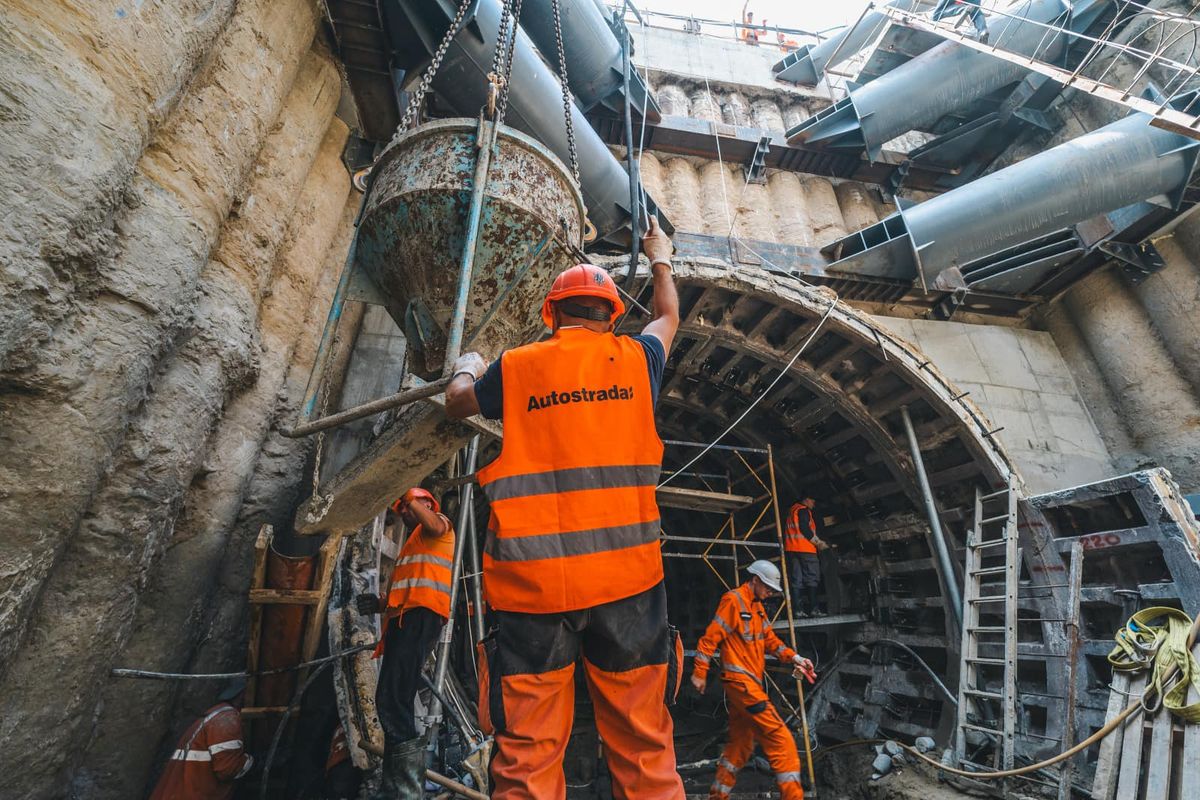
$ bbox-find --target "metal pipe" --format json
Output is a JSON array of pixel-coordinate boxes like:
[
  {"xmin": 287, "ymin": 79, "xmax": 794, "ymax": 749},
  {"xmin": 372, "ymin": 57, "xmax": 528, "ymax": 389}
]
[
  {"xmin": 789, "ymin": 0, "xmax": 1075, "ymax": 160},
  {"xmin": 444, "ymin": 119, "xmax": 496, "ymax": 372},
  {"xmin": 282, "ymin": 376, "xmax": 452, "ymax": 438},
  {"xmin": 772, "ymin": 0, "xmax": 934, "ymax": 87},
  {"xmin": 621, "ymin": 13, "xmax": 641, "ymax": 288},
  {"xmin": 520, "ymin": 0, "xmax": 660, "ymax": 121},
  {"xmin": 428, "ymin": 435, "xmax": 481, "ymax": 736},
  {"xmin": 766, "ymin": 444, "xmax": 817, "ymax": 798},
  {"xmin": 900, "ymin": 405, "xmax": 963, "ymax": 631},
  {"xmin": 465, "ymin": 498, "xmax": 485, "ymax": 646},
  {"xmin": 299, "ymin": 233, "xmax": 358, "ymax": 421}
]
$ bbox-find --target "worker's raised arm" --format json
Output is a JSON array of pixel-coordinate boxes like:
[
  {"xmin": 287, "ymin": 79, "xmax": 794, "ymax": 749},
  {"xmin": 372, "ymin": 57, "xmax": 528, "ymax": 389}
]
[
  {"xmin": 639, "ymin": 217, "xmax": 679, "ymax": 355},
  {"xmin": 408, "ymin": 496, "xmax": 449, "ymax": 536}
]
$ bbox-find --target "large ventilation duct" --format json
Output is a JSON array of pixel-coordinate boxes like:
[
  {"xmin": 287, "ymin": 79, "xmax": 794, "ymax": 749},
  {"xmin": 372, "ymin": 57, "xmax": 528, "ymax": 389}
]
[
  {"xmin": 787, "ymin": 0, "xmax": 1096, "ymax": 161},
  {"xmin": 823, "ymin": 109, "xmax": 1200, "ymax": 293},
  {"xmin": 520, "ymin": 0, "xmax": 660, "ymax": 122},
  {"xmin": 772, "ymin": 0, "xmax": 933, "ymax": 87},
  {"xmin": 383, "ymin": 0, "xmax": 665, "ymax": 244}
]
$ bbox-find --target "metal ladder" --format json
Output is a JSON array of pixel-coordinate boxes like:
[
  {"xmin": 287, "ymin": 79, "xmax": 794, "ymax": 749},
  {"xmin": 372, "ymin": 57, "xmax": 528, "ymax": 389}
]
[{"xmin": 955, "ymin": 480, "xmax": 1019, "ymax": 770}]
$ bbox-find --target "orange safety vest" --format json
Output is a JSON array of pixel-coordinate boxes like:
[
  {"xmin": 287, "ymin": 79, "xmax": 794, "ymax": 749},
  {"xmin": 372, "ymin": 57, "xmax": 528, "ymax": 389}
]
[
  {"xmin": 386, "ymin": 516, "xmax": 455, "ymax": 620},
  {"xmin": 149, "ymin": 703, "xmax": 252, "ymax": 800},
  {"xmin": 477, "ymin": 327, "xmax": 664, "ymax": 614},
  {"xmin": 784, "ymin": 503, "xmax": 817, "ymax": 554},
  {"xmin": 692, "ymin": 582, "xmax": 796, "ymax": 685}
]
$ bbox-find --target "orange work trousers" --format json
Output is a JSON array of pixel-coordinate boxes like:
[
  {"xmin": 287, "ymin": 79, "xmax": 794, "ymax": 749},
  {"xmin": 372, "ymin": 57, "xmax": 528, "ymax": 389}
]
[
  {"xmin": 709, "ymin": 676, "xmax": 803, "ymax": 800},
  {"xmin": 479, "ymin": 582, "xmax": 684, "ymax": 800}
]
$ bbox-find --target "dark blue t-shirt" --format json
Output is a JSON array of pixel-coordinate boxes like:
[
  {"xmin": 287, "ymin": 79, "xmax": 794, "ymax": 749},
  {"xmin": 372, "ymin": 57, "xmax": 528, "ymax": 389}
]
[{"xmin": 473, "ymin": 333, "xmax": 665, "ymax": 420}]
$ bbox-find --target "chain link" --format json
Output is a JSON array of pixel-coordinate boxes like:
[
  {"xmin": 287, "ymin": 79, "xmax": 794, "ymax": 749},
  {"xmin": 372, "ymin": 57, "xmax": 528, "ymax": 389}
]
[
  {"xmin": 495, "ymin": 0, "xmax": 526, "ymax": 124},
  {"xmin": 550, "ymin": 0, "xmax": 580, "ymax": 185},
  {"xmin": 392, "ymin": 0, "xmax": 475, "ymax": 144}
]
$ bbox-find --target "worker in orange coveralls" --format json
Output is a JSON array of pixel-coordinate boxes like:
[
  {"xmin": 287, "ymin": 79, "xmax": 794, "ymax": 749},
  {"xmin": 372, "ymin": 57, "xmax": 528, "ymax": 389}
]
[
  {"xmin": 149, "ymin": 681, "xmax": 254, "ymax": 800},
  {"xmin": 691, "ymin": 560, "xmax": 817, "ymax": 800},
  {"xmin": 356, "ymin": 487, "xmax": 455, "ymax": 798},
  {"xmin": 445, "ymin": 218, "xmax": 684, "ymax": 799}
]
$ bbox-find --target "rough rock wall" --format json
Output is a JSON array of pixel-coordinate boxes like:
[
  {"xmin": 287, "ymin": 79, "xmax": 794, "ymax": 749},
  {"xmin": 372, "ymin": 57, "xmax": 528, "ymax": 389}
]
[{"xmin": 0, "ymin": 2, "xmax": 364, "ymax": 797}]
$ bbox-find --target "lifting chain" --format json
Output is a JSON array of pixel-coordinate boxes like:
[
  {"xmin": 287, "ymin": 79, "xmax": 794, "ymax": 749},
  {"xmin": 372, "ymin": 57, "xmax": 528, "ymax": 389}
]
[
  {"xmin": 494, "ymin": 0, "xmax": 525, "ymax": 125},
  {"xmin": 550, "ymin": 0, "xmax": 580, "ymax": 186},
  {"xmin": 393, "ymin": 0, "xmax": 474, "ymax": 142}
]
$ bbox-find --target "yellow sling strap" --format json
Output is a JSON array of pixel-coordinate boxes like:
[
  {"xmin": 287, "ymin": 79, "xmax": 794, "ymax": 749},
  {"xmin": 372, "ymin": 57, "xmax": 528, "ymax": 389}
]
[{"xmin": 1108, "ymin": 606, "xmax": 1200, "ymax": 723}]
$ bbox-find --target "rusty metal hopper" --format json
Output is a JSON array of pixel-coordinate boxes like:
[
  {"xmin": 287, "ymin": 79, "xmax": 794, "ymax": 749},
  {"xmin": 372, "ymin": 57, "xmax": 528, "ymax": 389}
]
[{"xmin": 356, "ymin": 119, "xmax": 585, "ymax": 374}]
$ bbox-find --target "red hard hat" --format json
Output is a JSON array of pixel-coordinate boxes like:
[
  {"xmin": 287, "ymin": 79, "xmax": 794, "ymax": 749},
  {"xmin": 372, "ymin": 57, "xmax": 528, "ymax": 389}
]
[
  {"xmin": 392, "ymin": 487, "xmax": 440, "ymax": 515},
  {"xmin": 540, "ymin": 264, "xmax": 626, "ymax": 329}
]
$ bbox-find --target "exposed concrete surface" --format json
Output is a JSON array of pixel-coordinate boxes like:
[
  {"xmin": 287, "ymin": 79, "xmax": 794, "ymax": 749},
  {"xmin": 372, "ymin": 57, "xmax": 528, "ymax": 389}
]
[
  {"xmin": 1063, "ymin": 267, "xmax": 1200, "ymax": 491},
  {"xmin": 872, "ymin": 316, "xmax": 1115, "ymax": 494},
  {"xmin": 635, "ymin": 25, "xmax": 816, "ymax": 95},
  {"xmin": 0, "ymin": 0, "xmax": 321, "ymax": 678},
  {"xmin": 74, "ymin": 120, "xmax": 350, "ymax": 800},
  {"xmin": 0, "ymin": 0, "xmax": 237, "ymax": 371},
  {"xmin": 0, "ymin": 58, "xmax": 342, "ymax": 800}
]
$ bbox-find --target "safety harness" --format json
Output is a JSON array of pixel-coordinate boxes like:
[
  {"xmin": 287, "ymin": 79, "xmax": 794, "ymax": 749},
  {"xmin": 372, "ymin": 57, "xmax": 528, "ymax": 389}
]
[{"xmin": 1108, "ymin": 606, "xmax": 1200, "ymax": 722}]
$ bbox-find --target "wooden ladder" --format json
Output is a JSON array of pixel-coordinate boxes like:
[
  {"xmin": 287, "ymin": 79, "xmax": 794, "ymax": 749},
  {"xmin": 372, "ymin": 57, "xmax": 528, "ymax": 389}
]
[
  {"xmin": 955, "ymin": 481, "xmax": 1019, "ymax": 770},
  {"xmin": 243, "ymin": 524, "xmax": 348, "ymax": 723}
]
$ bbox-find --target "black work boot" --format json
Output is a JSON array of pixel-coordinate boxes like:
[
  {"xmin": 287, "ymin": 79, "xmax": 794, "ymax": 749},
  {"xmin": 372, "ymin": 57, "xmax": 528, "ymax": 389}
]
[{"xmin": 378, "ymin": 736, "xmax": 425, "ymax": 799}]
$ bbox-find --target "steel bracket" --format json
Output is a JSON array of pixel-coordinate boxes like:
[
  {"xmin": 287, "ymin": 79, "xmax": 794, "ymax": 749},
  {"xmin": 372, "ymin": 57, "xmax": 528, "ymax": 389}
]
[
  {"xmin": 1100, "ymin": 240, "xmax": 1166, "ymax": 284},
  {"xmin": 745, "ymin": 135, "xmax": 772, "ymax": 185}
]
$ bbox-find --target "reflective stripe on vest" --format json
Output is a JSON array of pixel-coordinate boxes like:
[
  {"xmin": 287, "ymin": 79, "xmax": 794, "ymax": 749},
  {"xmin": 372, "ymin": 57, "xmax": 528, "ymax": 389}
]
[
  {"xmin": 784, "ymin": 504, "xmax": 817, "ymax": 553},
  {"xmin": 477, "ymin": 328, "xmax": 664, "ymax": 614},
  {"xmin": 387, "ymin": 522, "xmax": 455, "ymax": 619}
]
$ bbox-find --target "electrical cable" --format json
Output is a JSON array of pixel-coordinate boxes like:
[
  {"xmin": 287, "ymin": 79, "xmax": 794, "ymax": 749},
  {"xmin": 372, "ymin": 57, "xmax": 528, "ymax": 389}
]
[
  {"xmin": 258, "ymin": 659, "xmax": 335, "ymax": 800},
  {"xmin": 110, "ymin": 642, "xmax": 376, "ymax": 681},
  {"xmin": 658, "ymin": 297, "xmax": 838, "ymax": 489}
]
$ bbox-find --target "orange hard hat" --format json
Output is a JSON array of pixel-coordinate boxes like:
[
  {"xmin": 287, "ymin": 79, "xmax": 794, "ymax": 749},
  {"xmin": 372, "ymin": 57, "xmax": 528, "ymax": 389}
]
[
  {"xmin": 392, "ymin": 487, "xmax": 440, "ymax": 515},
  {"xmin": 540, "ymin": 264, "xmax": 626, "ymax": 329}
]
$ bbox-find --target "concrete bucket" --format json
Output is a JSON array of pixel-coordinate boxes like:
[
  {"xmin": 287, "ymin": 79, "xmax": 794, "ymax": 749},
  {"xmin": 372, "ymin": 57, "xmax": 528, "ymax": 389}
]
[{"xmin": 356, "ymin": 118, "xmax": 586, "ymax": 374}]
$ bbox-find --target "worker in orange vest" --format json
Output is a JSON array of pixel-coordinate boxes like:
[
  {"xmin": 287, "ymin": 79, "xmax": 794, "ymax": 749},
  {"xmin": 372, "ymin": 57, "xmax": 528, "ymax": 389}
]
[
  {"xmin": 445, "ymin": 217, "xmax": 683, "ymax": 799},
  {"xmin": 691, "ymin": 561, "xmax": 816, "ymax": 800},
  {"xmin": 740, "ymin": 3, "xmax": 759, "ymax": 45},
  {"xmin": 784, "ymin": 497, "xmax": 829, "ymax": 617},
  {"xmin": 149, "ymin": 681, "xmax": 254, "ymax": 800},
  {"xmin": 356, "ymin": 487, "xmax": 454, "ymax": 798}
]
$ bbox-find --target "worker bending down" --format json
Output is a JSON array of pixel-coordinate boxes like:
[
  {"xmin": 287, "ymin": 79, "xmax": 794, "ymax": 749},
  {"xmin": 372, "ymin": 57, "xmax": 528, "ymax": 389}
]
[
  {"xmin": 691, "ymin": 561, "xmax": 816, "ymax": 800},
  {"xmin": 784, "ymin": 497, "xmax": 829, "ymax": 617},
  {"xmin": 149, "ymin": 681, "xmax": 253, "ymax": 800},
  {"xmin": 446, "ymin": 218, "xmax": 684, "ymax": 799},
  {"xmin": 356, "ymin": 488, "xmax": 454, "ymax": 798}
]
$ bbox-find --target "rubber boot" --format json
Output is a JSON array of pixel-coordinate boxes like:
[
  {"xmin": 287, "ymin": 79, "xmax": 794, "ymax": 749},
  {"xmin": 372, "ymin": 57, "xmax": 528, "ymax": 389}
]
[
  {"xmin": 806, "ymin": 586, "xmax": 823, "ymax": 616},
  {"xmin": 377, "ymin": 736, "xmax": 425, "ymax": 799}
]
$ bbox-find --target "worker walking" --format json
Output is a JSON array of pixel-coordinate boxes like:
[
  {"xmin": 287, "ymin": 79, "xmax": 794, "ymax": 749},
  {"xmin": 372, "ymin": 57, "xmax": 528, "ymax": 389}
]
[
  {"xmin": 784, "ymin": 497, "xmax": 829, "ymax": 617},
  {"xmin": 691, "ymin": 561, "xmax": 816, "ymax": 800},
  {"xmin": 445, "ymin": 218, "xmax": 684, "ymax": 799},
  {"xmin": 356, "ymin": 487, "xmax": 455, "ymax": 799},
  {"xmin": 149, "ymin": 681, "xmax": 254, "ymax": 800}
]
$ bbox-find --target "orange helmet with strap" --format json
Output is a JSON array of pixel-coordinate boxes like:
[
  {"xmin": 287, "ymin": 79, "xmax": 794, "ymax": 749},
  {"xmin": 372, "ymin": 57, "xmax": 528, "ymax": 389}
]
[
  {"xmin": 391, "ymin": 487, "xmax": 440, "ymax": 516},
  {"xmin": 540, "ymin": 264, "xmax": 626, "ymax": 329}
]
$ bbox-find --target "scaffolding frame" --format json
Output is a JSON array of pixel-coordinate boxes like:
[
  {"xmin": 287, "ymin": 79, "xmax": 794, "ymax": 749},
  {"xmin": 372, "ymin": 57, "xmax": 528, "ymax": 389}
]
[
  {"xmin": 658, "ymin": 441, "xmax": 815, "ymax": 747},
  {"xmin": 878, "ymin": 0, "xmax": 1200, "ymax": 139}
]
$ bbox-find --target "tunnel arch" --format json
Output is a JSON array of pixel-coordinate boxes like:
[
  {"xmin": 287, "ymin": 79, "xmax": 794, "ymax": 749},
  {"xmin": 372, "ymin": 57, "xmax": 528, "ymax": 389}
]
[{"xmin": 617, "ymin": 259, "xmax": 1023, "ymax": 741}]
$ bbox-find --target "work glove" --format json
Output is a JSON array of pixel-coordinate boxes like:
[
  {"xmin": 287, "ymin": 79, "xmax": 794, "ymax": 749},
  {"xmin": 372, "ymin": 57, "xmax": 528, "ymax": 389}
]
[
  {"xmin": 642, "ymin": 216, "xmax": 673, "ymax": 265},
  {"xmin": 356, "ymin": 594, "xmax": 382, "ymax": 615},
  {"xmin": 792, "ymin": 655, "xmax": 817, "ymax": 684},
  {"xmin": 451, "ymin": 352, "xmax": 488, "ymax": 381}
]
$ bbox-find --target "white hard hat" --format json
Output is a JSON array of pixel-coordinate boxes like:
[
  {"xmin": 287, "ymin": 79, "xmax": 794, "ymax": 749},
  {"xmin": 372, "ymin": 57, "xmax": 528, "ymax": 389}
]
[{"xmin": 747, "ymin": 560, "xmax": 782, "ymax": 592}]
